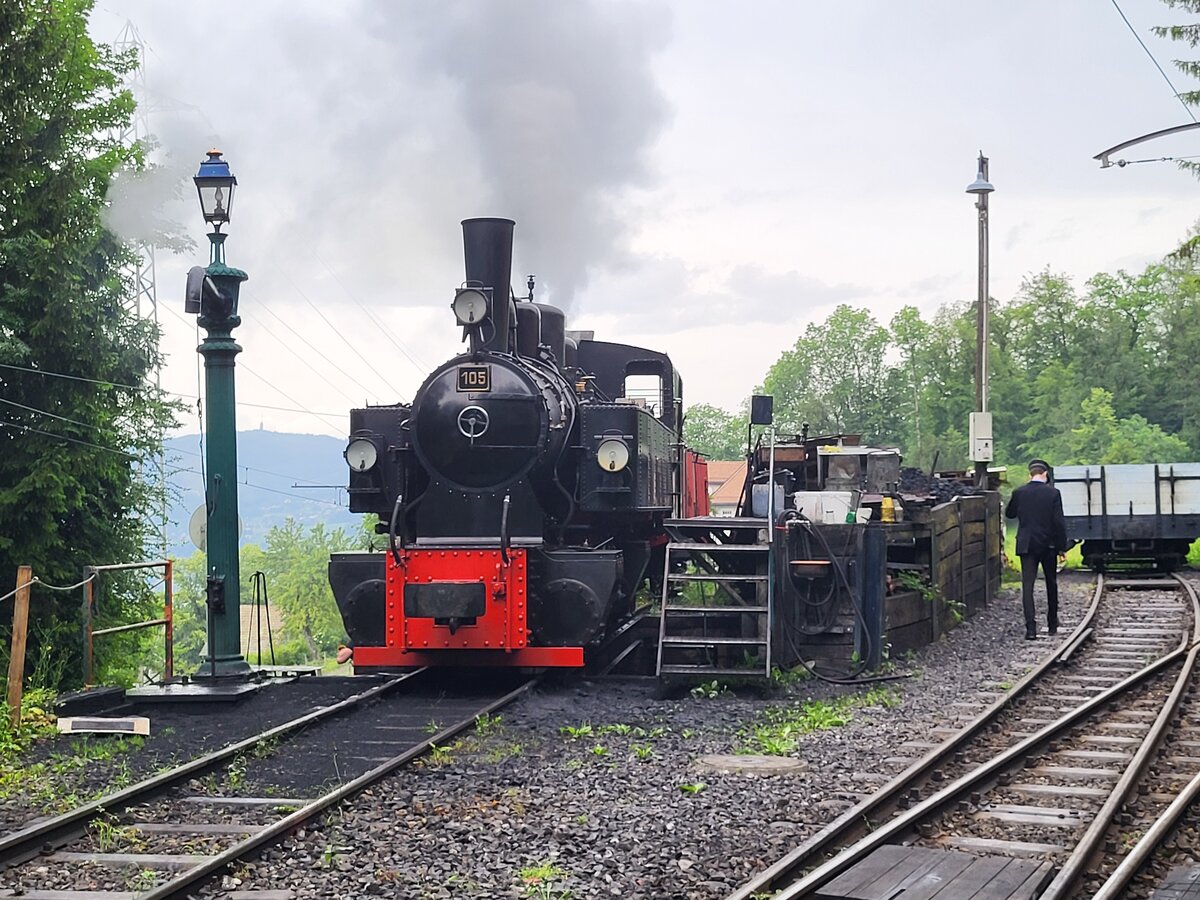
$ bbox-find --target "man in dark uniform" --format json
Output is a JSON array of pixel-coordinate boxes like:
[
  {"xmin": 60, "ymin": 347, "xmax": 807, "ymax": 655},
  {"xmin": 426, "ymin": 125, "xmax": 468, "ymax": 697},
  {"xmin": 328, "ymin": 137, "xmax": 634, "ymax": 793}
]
[{"xmin": 1005, "ymin": 459, "xmax": 1068, "ymax": 640}]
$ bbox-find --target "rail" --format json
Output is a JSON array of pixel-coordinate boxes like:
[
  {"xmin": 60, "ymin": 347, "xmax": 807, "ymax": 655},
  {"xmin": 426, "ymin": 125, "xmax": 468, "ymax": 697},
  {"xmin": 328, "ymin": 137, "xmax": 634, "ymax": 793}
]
[
  {"xmin": 136, "ymin": 677, "xmax": 538, "ymax": 899},
  {"xmin": 0, "ymin": 669, "xmax": 538, "ymax": 899},
  {"xmin": 1085, "ymin": 574, "xmax": 1200, "ymax": 899},
  {"xmin": 770, "ymin": 587, "xmax": 1192, "ymax": 899},
  {"xmin": 1039, "ymin": 573, "xmax": 1200, "ymax": 897},
  {"xmin": 0, "ymin": 670, "xmax": 422, "ymax": 867},
  {"xmin": 725, "ymin": 573, "xmax": 1108, "ymax": 900}
]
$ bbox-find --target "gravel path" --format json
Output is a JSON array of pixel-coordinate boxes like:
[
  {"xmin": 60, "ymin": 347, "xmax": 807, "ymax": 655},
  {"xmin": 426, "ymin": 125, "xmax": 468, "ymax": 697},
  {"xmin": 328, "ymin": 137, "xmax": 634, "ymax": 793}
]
[{"xmin": 200, "ymin": 575, "xmax": 1096, "ymax": 900}]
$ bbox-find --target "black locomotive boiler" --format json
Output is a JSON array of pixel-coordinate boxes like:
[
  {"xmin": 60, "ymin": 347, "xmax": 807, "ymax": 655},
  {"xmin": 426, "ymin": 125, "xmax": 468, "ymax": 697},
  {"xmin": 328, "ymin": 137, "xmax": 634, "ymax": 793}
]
[{"xmin": 329, "ymin": 218, "xmax": 708, "ymax": 669}]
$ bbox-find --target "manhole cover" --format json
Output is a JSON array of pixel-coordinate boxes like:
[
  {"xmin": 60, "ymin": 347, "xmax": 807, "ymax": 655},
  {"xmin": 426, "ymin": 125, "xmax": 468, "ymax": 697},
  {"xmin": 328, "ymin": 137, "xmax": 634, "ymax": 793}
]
[{"xmin": 696, "ymin": 754, "xmax": 808, "ymax": 774}]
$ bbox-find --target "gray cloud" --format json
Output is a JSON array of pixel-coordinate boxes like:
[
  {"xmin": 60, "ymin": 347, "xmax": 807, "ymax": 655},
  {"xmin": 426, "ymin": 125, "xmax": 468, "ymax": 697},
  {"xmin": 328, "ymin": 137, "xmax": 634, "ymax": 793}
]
[
  {"xmin": 97, "ymin": 1, "xmax": 673, "ymax": 317},
  {"xmin": 570, "ymin": 257, "xmax": 870, "ymax": 334},
  {"xmin": 899, "ymin": 272, "xmax": 959, "ymax": 298},
  {"xmin": 725, "ymin": 264, "xmax": 871, "ymax": 321},
  {"xmin": 1004, "ymin": 222, "xmax": 1028, "ymax": 252},
  {"xmin": 393, "ymin": 1, "xmax": 674, "ymax": 308}
]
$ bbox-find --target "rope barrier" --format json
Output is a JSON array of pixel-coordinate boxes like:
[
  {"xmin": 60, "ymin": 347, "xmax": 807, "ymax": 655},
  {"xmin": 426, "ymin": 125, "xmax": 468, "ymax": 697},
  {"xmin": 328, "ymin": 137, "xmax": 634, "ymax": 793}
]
[{"xmin": 0, "ymin": 573, "xmax": 96, "ymax": 605}]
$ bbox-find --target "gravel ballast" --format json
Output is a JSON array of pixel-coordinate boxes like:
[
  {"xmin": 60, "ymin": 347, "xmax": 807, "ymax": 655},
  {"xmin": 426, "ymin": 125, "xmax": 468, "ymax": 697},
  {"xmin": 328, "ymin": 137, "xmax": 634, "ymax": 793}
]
[
  {"xmin": 2, "ymin": 677, "xmax": 379, "ymax": 830},
  {"xmin": 198, "ymin": 576, "xmax": 1096, "ymax": 900}
]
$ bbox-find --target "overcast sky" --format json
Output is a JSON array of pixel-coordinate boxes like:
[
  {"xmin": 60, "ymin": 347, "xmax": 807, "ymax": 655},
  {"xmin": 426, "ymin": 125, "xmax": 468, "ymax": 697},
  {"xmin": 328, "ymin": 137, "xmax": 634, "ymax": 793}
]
[{"xmin": 89, "ymin": 0, "xmax": 1200, "ymax": 440}]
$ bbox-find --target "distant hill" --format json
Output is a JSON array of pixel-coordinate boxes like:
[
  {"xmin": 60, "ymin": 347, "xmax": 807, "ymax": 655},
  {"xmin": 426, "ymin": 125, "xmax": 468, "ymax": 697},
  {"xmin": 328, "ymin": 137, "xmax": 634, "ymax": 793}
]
[{"xmin": 164, "ymin": 430, "xmax": 359, "ymax": 552}]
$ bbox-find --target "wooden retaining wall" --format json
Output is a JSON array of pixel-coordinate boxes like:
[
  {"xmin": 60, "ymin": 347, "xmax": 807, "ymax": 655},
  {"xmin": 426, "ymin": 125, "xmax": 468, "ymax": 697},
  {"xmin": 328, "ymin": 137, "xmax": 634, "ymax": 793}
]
[
  {"xmin": 777, "ymin": 492, "xmax": 1003, "ymax": 669},
  {"xmin": 887, "ymin": 492, "xmax": 1002, "ymax": 654}
]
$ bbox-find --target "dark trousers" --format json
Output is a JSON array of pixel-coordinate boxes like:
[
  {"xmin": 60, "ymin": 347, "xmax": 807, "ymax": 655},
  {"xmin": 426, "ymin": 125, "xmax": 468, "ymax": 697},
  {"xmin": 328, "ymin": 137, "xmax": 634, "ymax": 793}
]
[{"xmin": 1019, "ymin": 550, "xmax": 1059, "ymax": 634}]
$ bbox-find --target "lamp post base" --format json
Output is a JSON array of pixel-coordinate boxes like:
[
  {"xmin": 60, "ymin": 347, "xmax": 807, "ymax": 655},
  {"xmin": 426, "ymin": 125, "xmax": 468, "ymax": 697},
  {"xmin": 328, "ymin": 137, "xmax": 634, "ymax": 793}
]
[{"xmin": 192, "ymin": 656, "xmax": 254, "ymax": 680}]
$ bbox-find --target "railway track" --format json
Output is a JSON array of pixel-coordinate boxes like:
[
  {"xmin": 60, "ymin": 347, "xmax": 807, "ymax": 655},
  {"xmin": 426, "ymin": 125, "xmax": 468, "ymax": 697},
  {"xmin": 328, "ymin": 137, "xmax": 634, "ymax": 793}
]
[
  {"xmin": 1069, "ymin": 573, "xmax": 1200, "ymax": 900},
  {"xmin": 0, "ymin": 670, "xmax": 535, "ymax": 899},
  {"xmin": 729, "ymin": 572, "xmax": 1200, "ymax": 900}
]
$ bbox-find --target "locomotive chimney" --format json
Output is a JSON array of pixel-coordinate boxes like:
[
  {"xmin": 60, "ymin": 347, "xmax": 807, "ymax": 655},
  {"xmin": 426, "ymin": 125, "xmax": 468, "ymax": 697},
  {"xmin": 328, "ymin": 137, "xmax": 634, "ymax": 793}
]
[{"xmin": 461, "ymin": 217, "xmax": 515, "ymax": 354}]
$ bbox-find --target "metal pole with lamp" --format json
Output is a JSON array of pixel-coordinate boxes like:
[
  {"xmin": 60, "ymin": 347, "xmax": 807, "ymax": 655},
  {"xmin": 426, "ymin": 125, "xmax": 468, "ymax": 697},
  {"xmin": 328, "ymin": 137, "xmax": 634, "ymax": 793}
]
[
  {"xmin": 186, "ymin": 150, "xmax": 251, "ymax": 679},
  {"xmin": 966, "ymin": 154, "xmax": 994, "ymax": 490}
]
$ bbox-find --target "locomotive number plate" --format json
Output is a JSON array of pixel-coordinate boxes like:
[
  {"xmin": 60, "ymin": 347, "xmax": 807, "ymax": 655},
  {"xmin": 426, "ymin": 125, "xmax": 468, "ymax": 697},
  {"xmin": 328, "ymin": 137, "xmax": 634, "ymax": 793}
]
[{"xmin": 457, "ymin": 365, "xmax": 491, "ymax": 392}]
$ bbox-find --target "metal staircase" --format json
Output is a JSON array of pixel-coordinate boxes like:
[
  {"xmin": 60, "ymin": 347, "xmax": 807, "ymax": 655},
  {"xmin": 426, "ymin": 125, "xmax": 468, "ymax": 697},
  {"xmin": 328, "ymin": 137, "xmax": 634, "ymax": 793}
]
[{"xmin": 656, "ymin": 517, "xmax": 772, "ymax": 678}]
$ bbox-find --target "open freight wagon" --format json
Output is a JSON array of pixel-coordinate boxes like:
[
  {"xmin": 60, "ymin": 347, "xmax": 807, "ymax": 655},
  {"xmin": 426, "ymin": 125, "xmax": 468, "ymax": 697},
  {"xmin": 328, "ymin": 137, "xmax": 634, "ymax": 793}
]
[{"xmin": 1053, "ymin": 463, "xmax": 1200, "ymax": 571}]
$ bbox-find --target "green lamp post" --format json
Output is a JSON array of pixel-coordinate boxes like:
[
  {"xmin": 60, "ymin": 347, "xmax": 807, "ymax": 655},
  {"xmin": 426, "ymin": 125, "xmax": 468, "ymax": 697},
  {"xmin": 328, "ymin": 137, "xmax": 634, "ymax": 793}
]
[{"xmin": 186, "ymin": 149, "xmax": 251, "ymax": 679}]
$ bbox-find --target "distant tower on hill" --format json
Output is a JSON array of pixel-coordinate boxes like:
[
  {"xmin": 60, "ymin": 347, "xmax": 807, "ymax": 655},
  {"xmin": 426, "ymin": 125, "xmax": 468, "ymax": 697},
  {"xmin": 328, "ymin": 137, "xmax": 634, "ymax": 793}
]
[{"xmin": 111, "ymin": 20, "xmax": 166, "ymax": 550}]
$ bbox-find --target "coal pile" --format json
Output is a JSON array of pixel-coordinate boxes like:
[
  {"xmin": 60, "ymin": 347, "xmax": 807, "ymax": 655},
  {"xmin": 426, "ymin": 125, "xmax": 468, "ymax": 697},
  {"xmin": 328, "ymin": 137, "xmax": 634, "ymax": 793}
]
[{"xmin": 899, "ymin": 467, "xmax": 981, "ymax": 503}]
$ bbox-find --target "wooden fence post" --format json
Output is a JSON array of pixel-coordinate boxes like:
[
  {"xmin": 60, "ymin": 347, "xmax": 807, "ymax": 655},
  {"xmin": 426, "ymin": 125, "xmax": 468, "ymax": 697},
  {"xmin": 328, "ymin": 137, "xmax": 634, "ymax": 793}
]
[{"xmin": 6, "ymin": 566, "xmax": 33, "ymax": 729}]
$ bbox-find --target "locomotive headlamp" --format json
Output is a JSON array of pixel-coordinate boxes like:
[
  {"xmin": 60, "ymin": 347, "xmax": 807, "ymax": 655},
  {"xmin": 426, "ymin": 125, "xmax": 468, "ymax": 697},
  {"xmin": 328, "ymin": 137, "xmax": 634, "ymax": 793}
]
[
  {"xmin": 345, "ymin": 438, "xmax": 379, "ymax": 472},
  {"xmin": 453, "ymin": 287, "xmax": 490, "ymax": 326},
  {"xmin": 597, "ymin": 438, "xmax": 630, "ymax": 472},
  {"xmin": 194, "ymin": 150, "xmax": 237, "ymax": 230}
]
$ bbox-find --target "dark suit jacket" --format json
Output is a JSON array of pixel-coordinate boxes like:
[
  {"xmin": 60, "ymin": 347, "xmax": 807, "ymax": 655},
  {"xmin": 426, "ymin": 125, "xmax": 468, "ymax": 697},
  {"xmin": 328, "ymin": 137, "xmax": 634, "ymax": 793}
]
[{"xmin": 1005, "ymin": 479, "xmax": 1068, "ymax": 556}]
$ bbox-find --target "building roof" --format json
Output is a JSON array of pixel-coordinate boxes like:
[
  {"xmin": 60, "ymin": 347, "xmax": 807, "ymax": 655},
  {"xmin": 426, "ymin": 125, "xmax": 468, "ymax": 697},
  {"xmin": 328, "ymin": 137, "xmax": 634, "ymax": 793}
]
[
  {"xmin": 706, "ymin": 460, "xmax": 745, "ymax": 488},
  {"xmin": 707, "ymin": 460, "xmax": 746, "ymax": 508}
]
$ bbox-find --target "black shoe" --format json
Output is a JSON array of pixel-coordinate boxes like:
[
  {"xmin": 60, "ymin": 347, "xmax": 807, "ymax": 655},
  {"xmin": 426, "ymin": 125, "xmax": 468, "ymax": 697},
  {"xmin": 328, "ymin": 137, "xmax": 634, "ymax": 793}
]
[
  {"xmin": 1025, "ymin": 632, "xmax": 1038, "ymax": 641},
  {"xmin": 1048, "ymin": 623, "xmax": 1059, "ymax": 635}
]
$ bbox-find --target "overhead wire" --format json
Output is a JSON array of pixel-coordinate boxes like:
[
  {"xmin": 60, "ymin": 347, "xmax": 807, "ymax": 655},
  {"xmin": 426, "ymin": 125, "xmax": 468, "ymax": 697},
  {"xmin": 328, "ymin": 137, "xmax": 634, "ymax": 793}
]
[
  {"xmin": 158, "ymin": 299, "xmax": 349, "ymax": 434},
  {"xmin": 0, "ymin": 362, "xmax": 346, "ymax": 418},
  {"xmin": 162, "ymin": 441, "xmax": 342, "ymax": 488},
  {"xmin": 1111, "ymin": 153, "xmax": 1200, "ymax": 165},
  {"xmin": 1110, "ymin": 0, "xmax": 1198, "ymax": 122},
  {"xmin": 0, "ymin": 419, "xmax": 141, "ymax": 460},
  {"xmin": 239, "ymin": 363, "xmax": 347, "ymax": 434},
  {"xmin": 313, "ymin": 251, "xmax": 430, "ymax": 375},
  {"xmin": 0, "ymin": 361, "xmax": 163, "ymax": 393},
  {"xmin": 169, "ymin": 467, "xmax": 345, "ymax": 507},
  {"xmin": 7, "ymin": 286, "xmax": 398, "ymax": 431},
  {"xmin": 238, "ymin": 293, "xmax": 383, "ymax": 403},
  {"xmin": 1, "ymin": 417, "xmax": 198, "ymax": 479},
  {"xmin": 0, "ymin": 396, "xmax": 115, "ymax": 432},
  {"xmin": 238, "ymin": 305, "xmax": 364, "ymax": 406},
  {"xmin": 3, "ymin": 357, "xmax": 346, "ymax": 485},
  {"xmin": 3, "ymin": 346, "xmax": 350, "ymax": 489},
  {"xmin": 0, "ymin": 419, "xmax": 343, "ymax": 508},
  {"xmin": 291, "ymin": 282, "xmax": 409, "ymax": 401}
]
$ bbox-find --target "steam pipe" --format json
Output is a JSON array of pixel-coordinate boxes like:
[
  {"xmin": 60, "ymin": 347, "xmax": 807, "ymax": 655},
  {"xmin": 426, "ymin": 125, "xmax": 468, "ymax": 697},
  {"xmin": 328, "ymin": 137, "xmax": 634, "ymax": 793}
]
[{"xmin": 388, "ymin": 493, "xmax": 405, "ymax": 567}]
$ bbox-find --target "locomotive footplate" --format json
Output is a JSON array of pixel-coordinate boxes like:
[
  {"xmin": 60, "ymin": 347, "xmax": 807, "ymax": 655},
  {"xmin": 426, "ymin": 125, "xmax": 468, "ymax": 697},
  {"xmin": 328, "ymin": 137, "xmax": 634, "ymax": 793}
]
[{"xmin": 350, "ymin": 547, "xmax": 583, "ymax": 668}]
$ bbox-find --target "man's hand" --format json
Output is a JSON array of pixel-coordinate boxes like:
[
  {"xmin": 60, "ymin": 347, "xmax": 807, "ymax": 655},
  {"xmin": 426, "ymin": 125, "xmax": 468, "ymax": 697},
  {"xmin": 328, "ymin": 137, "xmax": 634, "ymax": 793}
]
[{"xmin": 1057, "ymin": 553, "xmax": 1067, "ymax": 565}]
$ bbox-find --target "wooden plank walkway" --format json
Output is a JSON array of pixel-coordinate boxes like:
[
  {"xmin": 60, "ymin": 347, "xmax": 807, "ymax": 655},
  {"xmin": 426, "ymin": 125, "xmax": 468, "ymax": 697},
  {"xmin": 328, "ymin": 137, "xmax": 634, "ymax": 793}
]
[
  {"xmin": 814, "ymin": 844, "xmax": 1053, "ymax": 899},
  {"xmin": 1153, "ymin": 863, "xmax": 1200, "ymax": 898}
]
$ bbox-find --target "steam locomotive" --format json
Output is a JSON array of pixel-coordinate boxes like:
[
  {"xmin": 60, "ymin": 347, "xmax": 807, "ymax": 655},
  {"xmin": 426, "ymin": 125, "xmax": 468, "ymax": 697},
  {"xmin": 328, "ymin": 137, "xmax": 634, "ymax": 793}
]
[{"xmin": 329, "ymin": 218, "xmax": 707, "ymax": 669}]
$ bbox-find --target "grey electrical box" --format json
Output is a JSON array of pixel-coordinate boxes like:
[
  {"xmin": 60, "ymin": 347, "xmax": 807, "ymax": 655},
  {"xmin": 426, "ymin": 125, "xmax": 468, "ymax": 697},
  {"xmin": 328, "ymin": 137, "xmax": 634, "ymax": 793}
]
[{"xmin": 969, "ymin": 411, "xmax": 993, "ymax": 462}]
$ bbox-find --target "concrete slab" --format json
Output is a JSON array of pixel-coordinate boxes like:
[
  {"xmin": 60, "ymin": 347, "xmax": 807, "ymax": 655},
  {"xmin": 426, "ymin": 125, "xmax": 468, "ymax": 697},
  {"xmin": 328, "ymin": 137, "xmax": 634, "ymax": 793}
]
[
  {"xmin": 126, "ymin": 681, "xmax": 262, "ymax": 703},
  {"xmin": 695, "ymin": 754, "xmax": 808, "ymax": 774}
]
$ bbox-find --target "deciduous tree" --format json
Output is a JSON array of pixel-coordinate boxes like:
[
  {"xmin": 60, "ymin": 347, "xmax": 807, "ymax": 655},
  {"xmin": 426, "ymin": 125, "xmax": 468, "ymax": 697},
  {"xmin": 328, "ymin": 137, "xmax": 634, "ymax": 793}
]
[
  {"xmin": 0, "ymin": 0, "xmax": 179, "ymax": 685},
  {"xmin": 683, "ymin": 403, "xmax": 744, "ymax": 460}
]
